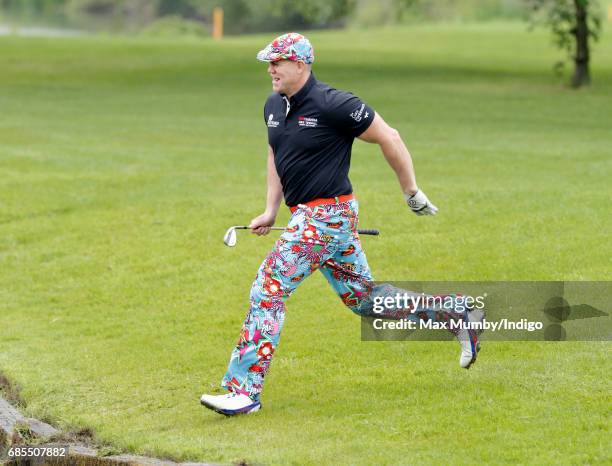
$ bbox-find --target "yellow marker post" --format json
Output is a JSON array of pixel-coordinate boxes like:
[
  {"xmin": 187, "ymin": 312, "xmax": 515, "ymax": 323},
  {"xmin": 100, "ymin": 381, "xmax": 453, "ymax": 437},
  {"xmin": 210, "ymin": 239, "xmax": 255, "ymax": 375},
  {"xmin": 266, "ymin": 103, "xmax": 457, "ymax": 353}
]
[{"xmin": 213, "ymin": 7, "xmax": 224, "ymax": 40}]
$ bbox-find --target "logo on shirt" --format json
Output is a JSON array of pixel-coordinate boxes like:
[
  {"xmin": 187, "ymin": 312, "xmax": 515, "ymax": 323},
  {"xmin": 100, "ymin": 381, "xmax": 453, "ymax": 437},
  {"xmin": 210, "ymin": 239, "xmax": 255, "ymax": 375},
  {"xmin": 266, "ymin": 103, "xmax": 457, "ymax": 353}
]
[
  {"xmin": 298, "ymin": 116, "xmax": 318, "ymax": 127},
  {"xmin": 350, "ymin": 104, "xmax": 366, "ymax": 122},
  {"xmin": 267, "ymin": 113, "xmax": 280, "ymax": 128}
]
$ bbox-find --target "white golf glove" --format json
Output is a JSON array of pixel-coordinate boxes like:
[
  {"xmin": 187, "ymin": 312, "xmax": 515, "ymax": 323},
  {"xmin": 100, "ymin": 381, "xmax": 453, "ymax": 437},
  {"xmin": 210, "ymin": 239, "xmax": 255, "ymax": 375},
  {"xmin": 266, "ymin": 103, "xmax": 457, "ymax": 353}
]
[{"xmin": 404, "ymin": 189, "xmax": 438, "ymax": 216}]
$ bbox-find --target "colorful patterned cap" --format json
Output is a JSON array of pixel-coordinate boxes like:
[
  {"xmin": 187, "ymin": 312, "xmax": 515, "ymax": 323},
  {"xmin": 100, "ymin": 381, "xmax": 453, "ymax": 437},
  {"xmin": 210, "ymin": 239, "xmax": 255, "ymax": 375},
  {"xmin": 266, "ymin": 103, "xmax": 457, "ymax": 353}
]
[{"xmin": 256, "ymin": 32, "xmax": 314, "ymax": 65}]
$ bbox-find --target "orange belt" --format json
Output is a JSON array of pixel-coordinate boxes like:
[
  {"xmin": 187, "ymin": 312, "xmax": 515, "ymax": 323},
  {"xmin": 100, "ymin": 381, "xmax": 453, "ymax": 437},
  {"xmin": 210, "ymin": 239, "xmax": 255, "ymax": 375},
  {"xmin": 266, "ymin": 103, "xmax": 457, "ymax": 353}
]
[{"xmin": 289, "ymin": 193, "xmax": 355, "ymax": 214}]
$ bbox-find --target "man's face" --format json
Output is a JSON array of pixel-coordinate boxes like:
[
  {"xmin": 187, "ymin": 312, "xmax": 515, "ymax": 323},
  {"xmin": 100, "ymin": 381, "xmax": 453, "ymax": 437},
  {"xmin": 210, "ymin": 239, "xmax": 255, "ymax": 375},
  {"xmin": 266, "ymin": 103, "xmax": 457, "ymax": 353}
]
[{"xmin": 267, "ymin": 59, "xmax": 302, "ymax": 94}]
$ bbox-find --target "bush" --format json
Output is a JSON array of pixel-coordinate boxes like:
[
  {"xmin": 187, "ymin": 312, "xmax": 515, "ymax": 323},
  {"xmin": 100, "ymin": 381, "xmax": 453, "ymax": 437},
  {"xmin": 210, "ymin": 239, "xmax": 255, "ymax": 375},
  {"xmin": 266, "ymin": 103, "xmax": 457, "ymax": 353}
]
[
  {"xmin": 351, "ymin": 0, "xmax": 528, "ymax": 27},
  {"xmin": 139, "ymin": 15, "xmax": 208, "ymax": 38}
]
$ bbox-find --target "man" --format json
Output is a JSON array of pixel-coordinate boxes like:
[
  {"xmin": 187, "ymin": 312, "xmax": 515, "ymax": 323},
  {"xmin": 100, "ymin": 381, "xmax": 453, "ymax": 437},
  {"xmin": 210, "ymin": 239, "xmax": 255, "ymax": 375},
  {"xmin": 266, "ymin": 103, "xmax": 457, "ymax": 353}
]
[{"xmin": 201, "ymin": 33, "xmax": 483, "ymax": 416}]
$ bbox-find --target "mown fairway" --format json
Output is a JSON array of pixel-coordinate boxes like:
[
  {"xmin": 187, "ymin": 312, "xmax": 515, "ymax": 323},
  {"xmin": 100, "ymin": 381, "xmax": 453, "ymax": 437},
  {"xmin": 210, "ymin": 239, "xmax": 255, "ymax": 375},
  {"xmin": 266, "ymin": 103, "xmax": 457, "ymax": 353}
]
[{"xmin": 1, "ymin": 22, "xmax": 610, "ymax": 465}]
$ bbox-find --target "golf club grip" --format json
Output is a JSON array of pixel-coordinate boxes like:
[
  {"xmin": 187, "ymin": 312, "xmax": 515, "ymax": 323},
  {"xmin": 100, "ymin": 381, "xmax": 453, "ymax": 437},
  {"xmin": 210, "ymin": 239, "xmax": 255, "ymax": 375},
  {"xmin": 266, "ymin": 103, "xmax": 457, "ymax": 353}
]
[{"xmin": 357, "ymin": 229, "xmax": 379, "ymax": 236}]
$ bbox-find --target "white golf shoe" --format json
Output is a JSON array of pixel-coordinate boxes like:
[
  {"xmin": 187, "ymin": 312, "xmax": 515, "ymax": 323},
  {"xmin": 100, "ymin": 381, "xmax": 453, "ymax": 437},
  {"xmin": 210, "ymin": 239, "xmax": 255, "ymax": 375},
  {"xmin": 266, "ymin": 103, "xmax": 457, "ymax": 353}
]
[
  {"xmin": 456, "ymin": 309, "xmax": 485, "ymax": 369},
  {"xmin": 200, "ymin": 392, "xmax": 261, "ymax": 416}
]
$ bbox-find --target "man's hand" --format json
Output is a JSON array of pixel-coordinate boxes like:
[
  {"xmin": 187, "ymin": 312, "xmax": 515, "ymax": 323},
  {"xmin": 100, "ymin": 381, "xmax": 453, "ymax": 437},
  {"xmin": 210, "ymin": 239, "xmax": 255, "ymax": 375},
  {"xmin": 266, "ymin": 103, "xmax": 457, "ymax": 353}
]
[
  {"xmin": 249, "ymin": 212, "xmax": 276, "ymax": 235},
  {"xmin": 404, "ymin": 190, "xmax": 438, "ymax": 216}
]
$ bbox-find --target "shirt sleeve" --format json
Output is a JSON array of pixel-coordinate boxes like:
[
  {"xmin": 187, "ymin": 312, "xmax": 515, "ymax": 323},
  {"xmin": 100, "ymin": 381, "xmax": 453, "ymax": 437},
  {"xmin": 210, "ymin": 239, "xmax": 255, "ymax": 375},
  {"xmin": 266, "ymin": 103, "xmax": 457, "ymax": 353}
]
[
  {"xmin": 263, "ymin": 99, "xmax": 270, "ymax": 126},
  {"xmin": 324, "ymin": 90, "xmax": 375, "ymax": 138},
  {"xmin": 263, "ymin": 93, "xmax": 276, "ymax": 126}
]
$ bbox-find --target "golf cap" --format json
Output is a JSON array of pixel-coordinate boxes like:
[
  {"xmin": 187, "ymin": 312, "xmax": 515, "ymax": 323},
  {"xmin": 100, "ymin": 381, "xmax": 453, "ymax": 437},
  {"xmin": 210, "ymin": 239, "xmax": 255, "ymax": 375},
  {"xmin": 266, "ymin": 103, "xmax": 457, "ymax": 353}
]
[{"xmin": 256, "ymin": 32, "xmax": 314, "ymax": 65}]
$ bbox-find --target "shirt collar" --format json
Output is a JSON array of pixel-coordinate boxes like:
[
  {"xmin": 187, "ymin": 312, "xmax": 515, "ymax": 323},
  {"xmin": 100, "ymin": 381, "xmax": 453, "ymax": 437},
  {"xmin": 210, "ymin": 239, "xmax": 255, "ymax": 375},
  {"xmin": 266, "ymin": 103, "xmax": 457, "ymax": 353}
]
[{"xmin": 283, "ymin": 72, "xmax": 316, "ymax": 107}]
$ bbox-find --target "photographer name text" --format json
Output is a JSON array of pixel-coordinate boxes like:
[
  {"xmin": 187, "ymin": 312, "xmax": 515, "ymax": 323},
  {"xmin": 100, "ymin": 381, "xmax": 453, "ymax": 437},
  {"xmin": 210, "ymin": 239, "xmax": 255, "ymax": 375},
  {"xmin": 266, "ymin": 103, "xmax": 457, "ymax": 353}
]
[{"xmin": 372, "ymin": 318, "xmax": 544, "ymax": 332}]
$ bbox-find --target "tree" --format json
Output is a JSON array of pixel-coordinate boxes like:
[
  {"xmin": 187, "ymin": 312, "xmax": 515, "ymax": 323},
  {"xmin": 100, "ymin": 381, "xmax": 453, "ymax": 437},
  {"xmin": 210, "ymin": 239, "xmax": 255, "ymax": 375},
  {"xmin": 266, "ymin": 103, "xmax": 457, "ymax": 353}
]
[{"xmin": 528, "ymin": 0, "xmax": 603, "ymax": 88}]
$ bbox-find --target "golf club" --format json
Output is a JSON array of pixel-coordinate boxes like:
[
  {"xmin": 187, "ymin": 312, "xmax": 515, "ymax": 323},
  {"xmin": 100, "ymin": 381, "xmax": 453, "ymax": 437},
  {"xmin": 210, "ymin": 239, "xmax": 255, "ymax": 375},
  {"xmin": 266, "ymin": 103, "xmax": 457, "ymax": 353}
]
[{"xmin": 223, "ymin": 225, "xmax": 379, "ymax": 247}]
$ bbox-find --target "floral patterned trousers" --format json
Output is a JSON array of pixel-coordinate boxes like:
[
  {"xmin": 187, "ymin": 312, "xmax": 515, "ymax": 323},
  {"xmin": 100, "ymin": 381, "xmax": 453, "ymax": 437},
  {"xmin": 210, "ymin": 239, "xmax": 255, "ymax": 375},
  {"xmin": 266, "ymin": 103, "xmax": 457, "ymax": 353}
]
[{"xmin": 221, "ymin": 199, "xmax": 466, "ymax": 401}]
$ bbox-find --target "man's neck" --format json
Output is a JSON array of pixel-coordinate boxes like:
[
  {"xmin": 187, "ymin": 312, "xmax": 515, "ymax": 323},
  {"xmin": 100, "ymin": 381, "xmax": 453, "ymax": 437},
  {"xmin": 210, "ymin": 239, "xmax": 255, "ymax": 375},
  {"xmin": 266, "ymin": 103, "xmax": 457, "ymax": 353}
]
[{"xmin": 285, "ymin": 72, "xmax": 311, "ymax": 99}]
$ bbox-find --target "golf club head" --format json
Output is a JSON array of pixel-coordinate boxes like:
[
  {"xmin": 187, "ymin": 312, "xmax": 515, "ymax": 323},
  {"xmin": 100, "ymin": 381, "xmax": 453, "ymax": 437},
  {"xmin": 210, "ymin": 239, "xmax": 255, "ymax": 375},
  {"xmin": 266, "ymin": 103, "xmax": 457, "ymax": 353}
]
[{"xmin": 223, "ymin": 227, "xmax": 237, "ymax": 247}]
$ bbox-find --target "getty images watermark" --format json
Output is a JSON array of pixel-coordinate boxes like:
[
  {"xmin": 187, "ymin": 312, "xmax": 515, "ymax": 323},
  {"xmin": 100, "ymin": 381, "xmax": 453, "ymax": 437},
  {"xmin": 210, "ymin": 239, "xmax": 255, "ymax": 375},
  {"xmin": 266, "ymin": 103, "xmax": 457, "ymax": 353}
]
[
  {"xmin": 371, "ymin": 293, "xmax": 543, "ymax": 333},
  {"xmin": 361, "ymin": 281, "xmax": 610, "ymax": 341}
]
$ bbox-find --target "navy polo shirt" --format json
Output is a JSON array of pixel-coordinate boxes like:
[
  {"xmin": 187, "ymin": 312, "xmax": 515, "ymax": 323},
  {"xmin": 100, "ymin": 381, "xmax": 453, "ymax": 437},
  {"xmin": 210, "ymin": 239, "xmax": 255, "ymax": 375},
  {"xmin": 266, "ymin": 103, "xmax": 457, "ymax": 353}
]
[{"xmin": 264, "ymin": 73, "xmax": 375, "ymax": 206}]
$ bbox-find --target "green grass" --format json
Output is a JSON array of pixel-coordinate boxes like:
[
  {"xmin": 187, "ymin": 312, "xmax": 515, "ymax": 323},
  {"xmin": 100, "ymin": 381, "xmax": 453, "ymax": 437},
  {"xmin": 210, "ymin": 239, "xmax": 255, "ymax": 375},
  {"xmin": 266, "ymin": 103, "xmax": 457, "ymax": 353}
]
[{"xmin": 1, "ymin": 22, "xmax": 611, "ymax": 465}]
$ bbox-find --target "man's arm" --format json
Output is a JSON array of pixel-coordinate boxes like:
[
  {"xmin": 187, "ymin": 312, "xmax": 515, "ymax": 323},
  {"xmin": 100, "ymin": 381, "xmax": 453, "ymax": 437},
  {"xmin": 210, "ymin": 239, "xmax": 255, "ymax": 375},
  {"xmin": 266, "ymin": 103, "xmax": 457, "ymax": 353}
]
[
  {"xmin": 358, "ymin": 112, "xmax": 438, "ymax": 215},
  {"xmin": 250, "ymin": 145, "xmax": 284, "ymax": 235}
]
